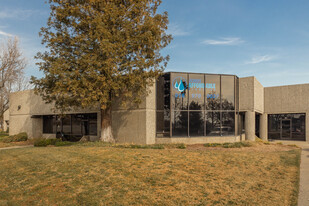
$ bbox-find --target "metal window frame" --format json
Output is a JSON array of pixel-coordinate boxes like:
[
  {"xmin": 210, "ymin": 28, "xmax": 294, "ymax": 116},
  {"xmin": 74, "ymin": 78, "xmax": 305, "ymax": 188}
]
[{"xmin": 156, "ymin": 72, "xmax": 239, "ymax": 138}]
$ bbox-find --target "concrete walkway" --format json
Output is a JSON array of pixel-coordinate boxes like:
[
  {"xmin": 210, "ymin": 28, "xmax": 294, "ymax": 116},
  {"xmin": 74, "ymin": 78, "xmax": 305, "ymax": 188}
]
[
  {"xmin": 0, "ymin": 145, "xmax": 33, "ymax": 151},
  {"xmin": 298, "ymin": 143, "xmax": 309, "ymax": 206}
]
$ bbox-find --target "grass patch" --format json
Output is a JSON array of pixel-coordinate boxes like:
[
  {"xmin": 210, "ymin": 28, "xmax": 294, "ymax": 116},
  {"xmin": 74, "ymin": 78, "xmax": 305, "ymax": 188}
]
[{"xmin": 0, "ymin": 144, "xmax": 301, "ymax": 205}]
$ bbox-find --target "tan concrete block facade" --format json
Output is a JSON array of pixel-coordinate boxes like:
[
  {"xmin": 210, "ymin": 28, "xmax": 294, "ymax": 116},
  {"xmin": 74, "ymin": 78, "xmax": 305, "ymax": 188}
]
[
  {"xmin": 265, "ymin": 84, "xmax": 309, "ymax": 142},
  {"xmin": 111, "ymin": 82, "xmax": 156, "ymax": 144},
  {"xmin": 7, "ymin": 74, "xmax": 309, "ymax": 144}
]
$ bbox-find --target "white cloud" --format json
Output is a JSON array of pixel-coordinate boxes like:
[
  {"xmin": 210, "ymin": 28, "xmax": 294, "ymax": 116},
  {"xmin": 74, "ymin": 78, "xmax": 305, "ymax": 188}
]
[
  {"xmin": 167, "ymin": 24, "xmax": 190, "ymax": 37},
  {"xmin": 202, "ymin": 37, "xmax": 244, "ymax": 45},
  {"xmin": 0, "ymin": 30, "xmax": 13, "ymax": 37},
  {"xmin": 0, "ymin": 9, "xmax": 47, "ymax": 20},
  {"xmin": 246, "ymin": 55, "xmax": 275, "ymax": 64}
]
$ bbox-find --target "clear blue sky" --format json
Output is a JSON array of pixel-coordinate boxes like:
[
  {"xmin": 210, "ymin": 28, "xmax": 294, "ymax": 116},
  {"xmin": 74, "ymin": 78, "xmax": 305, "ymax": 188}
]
[{"xmin": 1, "ymin": 0, "xmax": 309, "ymax": 87}]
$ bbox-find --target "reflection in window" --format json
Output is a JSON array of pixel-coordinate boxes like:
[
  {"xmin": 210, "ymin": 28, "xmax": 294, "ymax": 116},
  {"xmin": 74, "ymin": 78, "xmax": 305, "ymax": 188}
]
[
  {"xmin": 156, "ymin": 74, "xmax": 170, "ymax": 111},
  {"xmin": 189, "ymin": 74, "xmax": 204, "ymax": 110},
  {"xmin": 156, "ymin": 110, "xmax": 170, "ymax": 137},
  {"xmin": 43, "ymin": 115, "xmax": 56, "ymax": 134},
  {"xmin": 72, "ymin": 114, "xmax": 82, "ymax": 135},
  {"xmin": 268, "ymin": 113, "xmax": 305, "ymax": 140},
  {"xmin": 171, "ymin": 73, "xmax": 188, "ymax": 110},
  {"xmin": 172, "ymin": 111, "xmax": 188, "ymax": 137},
  {"xmin": 62, "ymin": 115, "xmax": 71, "ymax": 135},
  {"xmin": 221, "ymin": 112, "xmax": 235, "ymax": 136},
  {"xmin": 221, "ymin": 76, "xmax": 235, "ymax": 110},
  {"xmin": 206, "ymin": 112, "xmax": 221, "ymax": 136},
  {"xmin": 156, "ymin": 72, "xmax": 238, "ymax": 138},
  {"xmin": 206, "ymin": 75, "xmax": 220, "ymax": 110},
  {"xmin": 189, "ymin": 111, "xmax": 204, "ymax": 136},
  {"xmin": 42, "ymin": 113, "xmax": 97, "ymax": 136}
]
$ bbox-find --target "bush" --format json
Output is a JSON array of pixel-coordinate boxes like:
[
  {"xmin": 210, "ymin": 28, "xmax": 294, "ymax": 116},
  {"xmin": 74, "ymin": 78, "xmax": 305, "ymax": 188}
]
[
  {"xmin": 13, "ymin": 132, "xmax": 28, "ymax": 142},
  {"xmin": 204, "ymin": 142, "xmax": 252, "ymax": 148},
  {"xmin": 176, "ymin": 143, "xmax": 186, "ymax": 149},
  {"xmin": 1, "ymin": 132, "xmax": 28, "ymax": 143},
  {"xmin": 204, "ymin": 143, "xmax": 222, "ymax": 147},
  {"xmin": 34, "ymin": 138, "xmax": 61, "ymax": 147},
  {"xmin": 222, "ymin": 142, "xmax": 252, "ymax": 148}
]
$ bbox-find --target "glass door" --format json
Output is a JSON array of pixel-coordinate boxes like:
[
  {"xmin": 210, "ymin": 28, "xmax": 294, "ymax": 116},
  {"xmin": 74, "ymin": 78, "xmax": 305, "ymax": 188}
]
[{"xmin": 281, "ymin": 119, "xmax": 292, "ymax": 139}]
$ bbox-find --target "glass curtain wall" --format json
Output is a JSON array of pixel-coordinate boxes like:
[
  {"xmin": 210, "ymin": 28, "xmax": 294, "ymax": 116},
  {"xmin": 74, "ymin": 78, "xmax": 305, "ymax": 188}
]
[{"xmin": 156, "ymin": 72, "xmax": 238, "ymax": 137}]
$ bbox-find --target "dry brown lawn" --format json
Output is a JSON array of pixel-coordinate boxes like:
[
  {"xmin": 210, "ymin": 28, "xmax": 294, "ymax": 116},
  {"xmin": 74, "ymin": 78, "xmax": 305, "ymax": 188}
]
[{"xmin": 0, "ymin": 143, "xmax": 301, "ymax": 206}]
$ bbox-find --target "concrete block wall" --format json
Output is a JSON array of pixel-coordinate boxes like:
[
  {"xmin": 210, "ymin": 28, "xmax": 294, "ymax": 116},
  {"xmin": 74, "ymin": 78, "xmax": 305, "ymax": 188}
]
[
  {"xmin": 112, "ymin": 82, "xmax": 156, "ymax": 144},
  {"xmin": 265, "ymin": 84, "xmax": 309, "ymax": 142},
  {"xmin": 239, "ymin": 77, "xmax": 266, "ymax": 141}
]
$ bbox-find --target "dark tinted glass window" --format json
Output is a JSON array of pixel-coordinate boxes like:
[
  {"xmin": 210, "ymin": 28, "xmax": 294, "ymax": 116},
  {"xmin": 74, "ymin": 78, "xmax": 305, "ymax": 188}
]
[
  {"xmin": 72, "ymin": 114, "xmax": 82, "ymax": 135},
  {"xmin": 189, "ymin": 111, "xmax": 204, "ymax": 136},
  {"xmin": 172, "ymin": 111, "xmax": 188, "ymax": 137},
  {"xmin": 189, "ymin": 74, "xmax": 204, "ymax": 110},
  {"xmin": 206, "ymin": 112, "xmax": 221, "ymax": 136},
  {"xmin": 221, "ymin": 76, "xmax": 235, "ymax": 110},
  {"xmin": 87, "ymin": 113, "xmax": 97, "ymax": 135},
  {"xmin": 43, "ymin": 115, "xmax": 55, "ymax": 134},
  {"xmin": 221, "ymin": 112, "xmax": 235, "ymax": 135},
  {"xmin": 156, "ymin": 110, "xmax": 170, "ymax": 137},
  {"xmin": 62, "ymin": 115, "xmax": 71, "ymax": 135},
  {"xmin": 292, "ymin": 114, "xmax": 305, "ymax": 140},
  {"xmin": 171, "ymin": 73, "xmax": 188, "ymax": 110},
  {"xmin": 268, "ymin": 113, "xmax": 305, "ymax": 140},
  {"xmin": 206, "ymin": 75, "xmax": 220, "ymax": 110},
  {"xmin": 156, "ymin": 76, "xmax": 165, "ymax": 111}
]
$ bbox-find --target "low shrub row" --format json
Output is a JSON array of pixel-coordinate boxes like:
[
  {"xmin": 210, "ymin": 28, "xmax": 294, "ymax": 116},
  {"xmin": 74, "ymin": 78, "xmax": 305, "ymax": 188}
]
[
  {"xmin": 34, "ymin": 138, "xmax": 74, "ymax": 147},
  {"xmin": 1, "ymin": 132, "xmax": 28, "ymax": 143},
  {"xmin": 204, "ymin": 141, "xmax": 252, "ymax": 148}
]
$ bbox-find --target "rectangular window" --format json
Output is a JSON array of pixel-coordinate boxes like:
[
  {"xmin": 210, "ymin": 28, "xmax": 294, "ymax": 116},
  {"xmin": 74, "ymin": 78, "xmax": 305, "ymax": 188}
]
[
  {"xmin": 206, "ymin": 75, "xmax": 221, "ymax": 111},
  {"xmin": 171, "ymin": 73, "xmax": 188, "ymax": 110},
  {"xmin": 268, "ymin": 113, "xmax": 305, "ymax": 140},
  {"xmin": 189, "ymin": 74, "xmax": 205, "ymax": 110},
  {"xmin": 172, "ymin": 111, "xmax": 188, "ymax": 137},
  {"xmin": 156, "ymin": 110, "xmax": 170, "ymax": 137},
  {"xmin": 87, "ymin": 113, "xmax": 98, "ymax": 136},
  {"xmin": 189, "ymin": 111, "xmax": 204, "ymax": 136},
  {"xmin": 72, "ymin": 114, "xmax": 82, "ymax": 135},
  {"xmin": 221, "ymin": 75, "xmax": 235, "ymax": 110},
  {"xmin": 43, "ymin": 115, "xmax": 56, "ymax": 134},
  {"xmin": 62, "ymin": 115, "xmax": 71, "ymax": 135},
  {"xmin": 221, "ymin": 112, "xmax": 235, "ymax": 136},
  {"xmin": 206, "ymin": 112, "xmax": 221, "ymax": 136}
]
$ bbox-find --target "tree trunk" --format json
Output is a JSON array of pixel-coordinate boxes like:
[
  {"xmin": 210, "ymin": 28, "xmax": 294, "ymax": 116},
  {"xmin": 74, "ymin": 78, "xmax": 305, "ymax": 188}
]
[{"xmin": 100, "ymin": 107, "xmax": 114, "ymax": 142}]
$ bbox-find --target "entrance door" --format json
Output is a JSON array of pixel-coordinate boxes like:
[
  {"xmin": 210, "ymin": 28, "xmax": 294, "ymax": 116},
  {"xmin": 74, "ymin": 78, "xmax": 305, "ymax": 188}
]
[{"xmin": 281, "ymin": 119, "xmax": 292, "ymax": 139}]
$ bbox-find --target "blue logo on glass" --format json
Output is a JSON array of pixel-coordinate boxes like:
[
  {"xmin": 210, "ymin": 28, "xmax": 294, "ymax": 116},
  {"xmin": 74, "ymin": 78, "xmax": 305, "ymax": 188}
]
[{"xmin": 172, "ymin": 77, "xmax": 187, "ymax": 92}]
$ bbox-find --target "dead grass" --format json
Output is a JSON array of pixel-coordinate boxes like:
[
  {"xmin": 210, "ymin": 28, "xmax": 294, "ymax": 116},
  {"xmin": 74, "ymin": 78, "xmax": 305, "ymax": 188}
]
[{"xmin": 0, "ymin": 143, "xmax": 301, "ymax": 206}]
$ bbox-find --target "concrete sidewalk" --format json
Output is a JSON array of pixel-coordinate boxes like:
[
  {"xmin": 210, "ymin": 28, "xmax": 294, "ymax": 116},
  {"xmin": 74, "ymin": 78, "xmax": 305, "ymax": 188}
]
[
  {"xmin": 299, "ymin": 143, "xmax": 309, "ymax": 206},
  {"xmin": 0, "ymin": 145, "xmax": 33, "ymax": 151}
]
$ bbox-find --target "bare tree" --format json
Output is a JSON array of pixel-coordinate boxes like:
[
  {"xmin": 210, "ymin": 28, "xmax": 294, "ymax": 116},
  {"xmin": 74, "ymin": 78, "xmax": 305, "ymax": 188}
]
[{"xmin": 0, "ymin": 37, "xmax": 28, "ymax": 130}]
